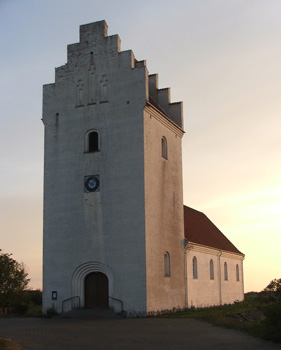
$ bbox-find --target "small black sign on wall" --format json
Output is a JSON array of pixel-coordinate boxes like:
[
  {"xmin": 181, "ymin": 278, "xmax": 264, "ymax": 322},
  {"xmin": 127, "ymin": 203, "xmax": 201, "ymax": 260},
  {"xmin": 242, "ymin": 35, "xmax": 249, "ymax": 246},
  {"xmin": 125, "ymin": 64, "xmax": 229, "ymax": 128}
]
[{"xmin": 52, "ymin": 291, "xmax": 57, "ymax": 300}]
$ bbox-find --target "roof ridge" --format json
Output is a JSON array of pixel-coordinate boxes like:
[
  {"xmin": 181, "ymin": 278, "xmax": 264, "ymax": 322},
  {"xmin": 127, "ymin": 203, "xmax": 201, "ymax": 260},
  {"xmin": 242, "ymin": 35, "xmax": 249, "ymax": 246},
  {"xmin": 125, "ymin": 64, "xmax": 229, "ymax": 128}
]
[
  {"xmin": 183, "ymin": 205, "xmax": 243, "ymax": 255},
  {"xmin": 184, "ymin": 205, "xmax": 203, "ymax": 215}
]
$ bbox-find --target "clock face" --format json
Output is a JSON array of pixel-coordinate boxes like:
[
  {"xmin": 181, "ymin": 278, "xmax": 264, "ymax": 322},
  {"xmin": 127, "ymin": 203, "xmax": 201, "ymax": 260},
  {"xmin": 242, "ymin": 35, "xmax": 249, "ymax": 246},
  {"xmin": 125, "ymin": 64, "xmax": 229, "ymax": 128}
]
[{"xmin": 84, "ymin": 175, "xmax": 100, "ymax": 192}]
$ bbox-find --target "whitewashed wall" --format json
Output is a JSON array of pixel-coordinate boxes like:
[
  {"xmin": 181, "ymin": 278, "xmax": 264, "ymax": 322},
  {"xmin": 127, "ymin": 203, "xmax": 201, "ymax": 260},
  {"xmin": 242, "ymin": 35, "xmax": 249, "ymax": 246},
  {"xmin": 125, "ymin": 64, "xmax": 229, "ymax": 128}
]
[
  {"xmin": 185, "ymin": 244, "xmax": 244, "ymax": 308},
  {"xmin": 143, "ymin": 106, "xmax": 185, "ymax": 312}
]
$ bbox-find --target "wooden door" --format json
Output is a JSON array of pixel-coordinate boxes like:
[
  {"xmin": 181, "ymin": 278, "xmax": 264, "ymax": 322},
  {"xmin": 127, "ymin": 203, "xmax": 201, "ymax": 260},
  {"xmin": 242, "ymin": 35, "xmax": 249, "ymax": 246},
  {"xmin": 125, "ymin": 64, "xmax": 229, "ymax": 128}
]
[{"xmin": 85, "ymin": 272, "xmax": 109, "ymax": 308}]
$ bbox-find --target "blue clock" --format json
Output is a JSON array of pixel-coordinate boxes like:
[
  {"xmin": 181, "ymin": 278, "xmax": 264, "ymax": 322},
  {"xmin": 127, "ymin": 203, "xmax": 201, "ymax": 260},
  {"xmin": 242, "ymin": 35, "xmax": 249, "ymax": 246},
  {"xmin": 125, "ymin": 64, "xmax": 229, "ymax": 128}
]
[{"xmin": 84, "ymin": 175, "xmax": 100, "ymax": 192}]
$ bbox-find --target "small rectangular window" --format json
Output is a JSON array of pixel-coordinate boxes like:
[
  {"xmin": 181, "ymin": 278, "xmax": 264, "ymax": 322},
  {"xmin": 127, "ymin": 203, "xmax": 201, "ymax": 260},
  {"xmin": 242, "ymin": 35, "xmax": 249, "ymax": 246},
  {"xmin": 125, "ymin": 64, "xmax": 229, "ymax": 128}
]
[
  {"xmin": 85, "ymin": 130, "xmax": 99, "ymax": 153},
  {"xmin": 236, "ymin": 264, "xmax": 240, "ymax": 281},
  {"xmin": 164, "ymin": 252, "xmax": 170, "ymax": 277},
  {"xmin": 161, "ymin": 136, "xmax": 168, "ymax": 159},
  {"xmin": 89, "ymin": 132, "xmax": 99, "ymax": 152},
  {"xmin": 224, "ymin": 262, "xmax": 228, "ymax": 281},
  {"xmin": 210, "ymin": 259, "xmax": 214, "ymax": 280},
  {"xmin": 193, "ymin": 256, "xmax": 198, "ymax": 279}
]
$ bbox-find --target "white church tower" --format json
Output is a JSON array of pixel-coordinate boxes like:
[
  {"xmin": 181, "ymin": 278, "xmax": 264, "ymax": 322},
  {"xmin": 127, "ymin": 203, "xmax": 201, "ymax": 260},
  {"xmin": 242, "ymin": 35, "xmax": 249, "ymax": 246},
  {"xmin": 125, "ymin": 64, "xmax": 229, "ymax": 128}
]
[{"xmin": 43, "ymin": 21, "xmax": 185, "ymax": 316}]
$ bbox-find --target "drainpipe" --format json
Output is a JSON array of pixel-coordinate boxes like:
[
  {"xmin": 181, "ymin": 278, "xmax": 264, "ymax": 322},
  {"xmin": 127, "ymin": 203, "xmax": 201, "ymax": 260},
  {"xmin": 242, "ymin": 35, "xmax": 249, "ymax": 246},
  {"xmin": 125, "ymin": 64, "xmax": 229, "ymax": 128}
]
[
  {"xmin": 218, "ymin": 250, "xmax": 222, "ymax": 305},
  {"xmin": 181, "ymin": 239, "xmax": 188, "ymax": 308}
]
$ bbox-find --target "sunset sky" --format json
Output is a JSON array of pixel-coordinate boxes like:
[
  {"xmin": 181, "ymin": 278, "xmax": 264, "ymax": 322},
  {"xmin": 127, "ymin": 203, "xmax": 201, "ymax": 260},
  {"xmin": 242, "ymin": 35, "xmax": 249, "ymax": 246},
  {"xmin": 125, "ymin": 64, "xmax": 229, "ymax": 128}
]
[{"xmin": 0, "ymin": 0, "xmax": 280, "ymax": 293}]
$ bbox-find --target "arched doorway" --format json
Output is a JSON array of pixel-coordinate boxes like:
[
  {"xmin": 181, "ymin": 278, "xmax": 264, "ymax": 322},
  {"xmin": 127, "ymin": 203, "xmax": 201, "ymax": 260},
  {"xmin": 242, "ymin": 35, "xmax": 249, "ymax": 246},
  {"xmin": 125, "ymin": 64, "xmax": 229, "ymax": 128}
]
[{"xmin": 85, "ymin": 272, "xmax": 109, "ymax": 308}]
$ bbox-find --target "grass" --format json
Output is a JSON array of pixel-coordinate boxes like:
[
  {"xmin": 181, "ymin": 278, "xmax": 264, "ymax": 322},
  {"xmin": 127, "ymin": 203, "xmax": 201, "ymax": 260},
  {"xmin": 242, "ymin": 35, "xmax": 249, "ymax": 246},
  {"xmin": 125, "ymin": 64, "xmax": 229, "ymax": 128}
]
[
  {"xmin": 0, "ymin": 338, "xmax": 22, "ymax": 350},
  {"xmin": 156, "ymin": 294, "xmax": 281, "ymax": 343}
]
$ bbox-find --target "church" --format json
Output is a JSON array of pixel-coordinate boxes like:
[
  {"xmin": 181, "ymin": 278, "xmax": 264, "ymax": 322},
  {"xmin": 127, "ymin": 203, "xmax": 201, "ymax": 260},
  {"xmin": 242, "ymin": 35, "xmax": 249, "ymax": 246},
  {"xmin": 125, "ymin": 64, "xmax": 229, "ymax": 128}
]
[{"xmin": 42, "ymin": 21, "xmax": 244, "ymax": 316}]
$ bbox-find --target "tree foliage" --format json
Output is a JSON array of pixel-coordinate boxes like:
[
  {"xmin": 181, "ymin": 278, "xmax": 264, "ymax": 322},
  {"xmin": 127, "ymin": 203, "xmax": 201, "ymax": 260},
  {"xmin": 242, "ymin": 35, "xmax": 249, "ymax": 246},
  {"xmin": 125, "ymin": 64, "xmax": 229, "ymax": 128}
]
[
  {"xmin": 261, "ymin": 278, "xmax": 281, "ymax": 342},
  {"xmin": 263, "ymin": 278, "xmax": 281, "ymax": 293},
  {"xmin": 263, "ymin": 278, "xmax": 281, "ymax": 303},
  {"xmin": 0, "ymin": 250, "xmax": 30, "ymax": 307}
]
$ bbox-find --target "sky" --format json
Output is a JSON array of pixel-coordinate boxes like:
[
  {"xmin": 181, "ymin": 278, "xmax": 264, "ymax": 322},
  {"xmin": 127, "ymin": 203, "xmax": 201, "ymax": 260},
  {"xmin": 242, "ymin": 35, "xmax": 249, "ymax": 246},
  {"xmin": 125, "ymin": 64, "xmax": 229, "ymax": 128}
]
[{"xmin": 0, "ymin": 0, "xmax": 280, "ymax": 293}]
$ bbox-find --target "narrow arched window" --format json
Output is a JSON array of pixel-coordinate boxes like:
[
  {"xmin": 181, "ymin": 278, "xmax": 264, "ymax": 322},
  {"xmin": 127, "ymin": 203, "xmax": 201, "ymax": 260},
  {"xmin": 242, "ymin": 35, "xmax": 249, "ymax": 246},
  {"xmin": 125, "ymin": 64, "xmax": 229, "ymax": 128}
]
[
  {"xmin": 164, "ymin": 252, "xmax": 170, "ymax": 277},
  {"xmin": 86, "ymin": 130, "xmax": 99, "ymax": 153},
  {"xmin": 236, "ymin": 264, "xmax": 240, "ymax": 281},
  {"xmin": 224, "ymin": 262, "xmax": 228, "ymax": 281},
  {"xmin": 161, "ymin": 136, "xmax": 168, "ymax": 159},
  {"xmin": 210, "ymin": 259, "xmax": 214, "ymax": 280},
  {"xmin": 193, "ymin": 256, "xmax": 198, "ymax": 279}
]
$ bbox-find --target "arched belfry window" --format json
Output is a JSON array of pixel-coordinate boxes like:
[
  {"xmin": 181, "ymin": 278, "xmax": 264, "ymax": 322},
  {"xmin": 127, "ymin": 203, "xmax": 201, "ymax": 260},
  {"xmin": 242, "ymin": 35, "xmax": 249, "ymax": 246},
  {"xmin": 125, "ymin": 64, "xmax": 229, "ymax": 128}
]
[
  {"xmin": 236, "ymin": 264, "xmax": 240, "ymax": 281},
  {"xmin": 224, "ymin": 262, "xmax": 228, "ymax": 281},
  {"xmin": 161, "ymin": 136, "xmax": 168, "ymax": 159},
  {"xmin": 86, "ymin": 130, "xmax": 99, "ymax": 153},
  {"xmin": 164, "ymin": 252, "xmax": 170, "ymax": 277},
  {"xmin": 210, "ymin": 259, "xmax": 214, "ymax": 280},
  {"xmin": 193, "ymin": 256, "xmax": 198, "ymax": 279}
]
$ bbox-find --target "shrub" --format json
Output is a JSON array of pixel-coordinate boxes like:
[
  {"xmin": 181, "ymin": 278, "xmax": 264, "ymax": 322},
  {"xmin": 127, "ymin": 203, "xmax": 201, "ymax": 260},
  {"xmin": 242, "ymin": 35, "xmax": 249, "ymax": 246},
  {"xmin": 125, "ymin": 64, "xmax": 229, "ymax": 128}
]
[
  {"xmin": 44, "ymin": 306, "xmax": 58, "ymax": 318},
  {"xmin": 263, "ymin": 303, "xmax": 281, "ymax": 342},
  {"xmin": 0, "ymin": 251, "xmax": 29, "ymax": 308}
]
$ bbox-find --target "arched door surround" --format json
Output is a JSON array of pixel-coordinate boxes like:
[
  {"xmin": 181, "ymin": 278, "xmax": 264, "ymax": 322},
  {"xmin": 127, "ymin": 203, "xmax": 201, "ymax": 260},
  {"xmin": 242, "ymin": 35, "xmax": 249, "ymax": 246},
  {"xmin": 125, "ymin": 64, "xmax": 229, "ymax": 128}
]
[{"xmin": 71, "ymin": 261, "xmax": 113, "ymax": 308}]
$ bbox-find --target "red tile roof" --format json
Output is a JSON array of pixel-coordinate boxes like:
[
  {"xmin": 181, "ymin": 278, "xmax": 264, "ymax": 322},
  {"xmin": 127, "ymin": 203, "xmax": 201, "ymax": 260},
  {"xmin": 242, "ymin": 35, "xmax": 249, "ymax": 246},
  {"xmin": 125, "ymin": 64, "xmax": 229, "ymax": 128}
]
[{"xmin": 184, "ymin": 206, "xmax": 243, "ymax": 255}]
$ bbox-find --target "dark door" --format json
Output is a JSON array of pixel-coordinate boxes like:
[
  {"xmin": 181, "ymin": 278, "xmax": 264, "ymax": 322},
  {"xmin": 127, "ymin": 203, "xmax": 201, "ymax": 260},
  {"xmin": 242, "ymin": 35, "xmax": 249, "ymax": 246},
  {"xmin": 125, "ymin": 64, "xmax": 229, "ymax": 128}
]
[{"xmin": 85, "ymin": 272, "xmax": 109, "ymax": 308}]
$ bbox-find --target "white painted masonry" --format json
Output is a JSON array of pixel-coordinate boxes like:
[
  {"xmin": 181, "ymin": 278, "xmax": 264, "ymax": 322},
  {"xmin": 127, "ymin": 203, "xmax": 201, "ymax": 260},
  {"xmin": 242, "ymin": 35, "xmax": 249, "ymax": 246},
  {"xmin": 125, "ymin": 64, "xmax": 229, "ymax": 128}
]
[
  {"xmin": 185, "ymin": 244, "xmax": 244, "ymax": 308},
  {"xmin": 42, "ymin": 20, "xmax": 244, "ymax": 316},
  {"xmin": 143, "ymin": 105, "xmax": 185, "ymax": 312},
  {"xmin": 43, "ymin": 21, "xmax": 148, "ymax": 315}
]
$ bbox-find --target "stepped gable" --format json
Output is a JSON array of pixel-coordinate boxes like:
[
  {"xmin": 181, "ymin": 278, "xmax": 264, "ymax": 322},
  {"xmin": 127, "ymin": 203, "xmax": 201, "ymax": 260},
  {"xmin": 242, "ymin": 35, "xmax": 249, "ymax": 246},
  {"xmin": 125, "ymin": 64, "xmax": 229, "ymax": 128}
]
[
  {"xmin": 184, "ymin": 206, "xmax": 243, "ymax": 255},
  {"xmin": 148, "ymin": 73, "xmax": 183, "ymax": 128},
  {"xmin": 50, "ymin": 20, "xmax": 146, "ymax": 90},
  {"xmin": 49, "ymin": 20, "xmax": 183, "ymax": 129}
]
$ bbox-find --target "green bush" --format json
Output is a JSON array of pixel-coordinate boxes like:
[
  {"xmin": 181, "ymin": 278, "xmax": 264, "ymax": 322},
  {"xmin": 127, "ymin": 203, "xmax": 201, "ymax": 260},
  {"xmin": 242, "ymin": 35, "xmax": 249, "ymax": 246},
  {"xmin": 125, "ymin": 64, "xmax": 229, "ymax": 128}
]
[
  {"xmin": 263, "ymin": 303, "xmax": 281, "ymax": 342},
  {"xmin": 15, "ymin": 304, "xmax": 29, "ymax": 316},
  {"xmin": 44, "ymin": 306, "xmax": 58, "ymax": 318},
  {"xmin": 23, "ymin": 290, "xmax": 42, "ymax": 306}
]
